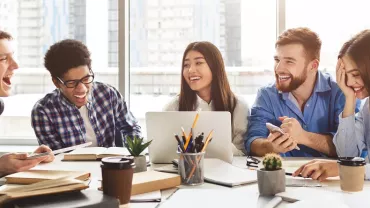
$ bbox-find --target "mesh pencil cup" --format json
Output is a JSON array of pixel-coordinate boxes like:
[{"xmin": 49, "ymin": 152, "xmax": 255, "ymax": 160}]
[{"xmin": 178, "ymin": 152, "xmax": 205, "ymax": 185}]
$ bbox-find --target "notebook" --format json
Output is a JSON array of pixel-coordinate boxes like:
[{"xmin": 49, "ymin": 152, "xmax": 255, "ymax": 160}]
[
  {"xmin": 10, "ymin": 189, "xmax": 119, "ymax": 208},
  {"xmin": 5, "ymin": 170, "xmax": 91, "ymax": 185},
  {"xmin": 155, "ymin": 158, "xmax": 257, "ymax": 187},
  {"xmin": 130, "ymin": 190, "xmax": 161, "ymax": 202},
  {"xmin": 99, "ymin": 170, "xmax": 180, "ymax": 196},
  {"xmin": 285, "ymin": 177, "xmax": 322, "ymax": 187},
  {"xmin": 286, "ymin": 199, "xmax": 350, "ymax": 208},
  {"xmin": 276, "ymin": 187, "xmax": 353, "ymax": 203},
  {"xmin": 63, "ymin": 147, "xmax": 130, "ymax": 161},
  {"xmin": 131, "ymin": 171, "xmax": 180, "ymax": 195},
  {"xmin": 0, "ymin": 177, "xmax": 89, "ymax": 204},
  {"xmin": 277, "ymin": 187, "xmax": 370, "ymax": 207},
  {"xmin": 159, "ymin": 189, "xmax": 282, "ymax": 208}
]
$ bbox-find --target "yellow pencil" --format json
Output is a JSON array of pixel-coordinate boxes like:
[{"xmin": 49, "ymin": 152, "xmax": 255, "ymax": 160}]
[
  {"xmin": 182, "ymin": 127, "xmax": 191, "ymax": 150},
  {"xmin": 186, "ymin": 130, "xmax": 213, "ymax": 182},
  {"xmin": 187, "ymin": 109, "xmax": 202, "ymax": 142},
  {"xmin": 191, "ymin": 108, "xmax": 201, "ymax": 129},
  {"xmin": 201, "ymin": 129, "xmax": 213, "ymax": 152}
]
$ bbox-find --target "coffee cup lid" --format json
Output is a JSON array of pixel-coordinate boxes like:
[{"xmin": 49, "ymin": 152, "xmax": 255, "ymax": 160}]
[
  {"xmin": 101, "ymin": 156, "xmax": 135, "ymax": 169},
  {"xmin": 337, "ymin": 157, "xmax": 366, "ymax": 166}
]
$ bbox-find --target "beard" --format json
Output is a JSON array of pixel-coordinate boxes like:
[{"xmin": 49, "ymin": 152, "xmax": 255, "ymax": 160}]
[{"xmin": 275, "ymin": 67, "xmax": 308, "ymax": 92}]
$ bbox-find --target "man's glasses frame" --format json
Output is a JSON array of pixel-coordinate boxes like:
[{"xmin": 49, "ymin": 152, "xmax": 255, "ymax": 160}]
[{"xmin": 56, "ymin": 71, "xmax": 95, "ymax": 88}]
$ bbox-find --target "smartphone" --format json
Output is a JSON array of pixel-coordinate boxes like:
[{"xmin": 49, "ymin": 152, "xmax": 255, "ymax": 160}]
[
  {"xmin": 25, "ymin": 152, "xmax": 51, "ymax": 160},
  {"xmin": 266, "ymin": 122, "xmax": 300, "ymax": 150},
  {"xmin": 266, "ymin": 123, "xmax": 285, "ymax": 135}
]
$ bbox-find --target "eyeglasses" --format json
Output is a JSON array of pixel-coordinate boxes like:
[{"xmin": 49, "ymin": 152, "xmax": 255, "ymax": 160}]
[
  {"xmin": 246, "ymin": 156, "xmax": 260, "ymax": 168},
  {"xmin": 57, "ymin": 73, "xmax": 94, "ymax": 88}
]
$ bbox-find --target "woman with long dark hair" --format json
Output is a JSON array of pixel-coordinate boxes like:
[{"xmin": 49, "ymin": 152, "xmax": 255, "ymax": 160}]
[
  {"xmin": 293, "ymin": 30, "xmax": 370, "ymax": 181},
  {"xmin": 164, "ymin": 41, "xmax": 249, "ymax": 155}
]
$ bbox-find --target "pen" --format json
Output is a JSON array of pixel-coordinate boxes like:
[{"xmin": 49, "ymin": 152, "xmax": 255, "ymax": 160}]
[
  {"xmin": 285, "ymin": 172, "xmax": 304, "ymax": 178},
  {"xmin": 174, "ymin": 134, "xmax": 186, "ymax": 152},
  {"xmin": 195, "ymin": 132, "xmax": 204, "ymax": 144}
]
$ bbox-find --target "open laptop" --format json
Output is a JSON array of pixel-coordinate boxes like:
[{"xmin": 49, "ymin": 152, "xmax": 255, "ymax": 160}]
[{"xmin": 146, "ymin": 111, "xmax": 233, "ymax": 164}]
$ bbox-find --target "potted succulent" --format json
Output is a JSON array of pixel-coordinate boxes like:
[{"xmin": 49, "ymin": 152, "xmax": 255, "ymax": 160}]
[
  {"xmin": 257, "ymin": 153, "xmax": 286, "ymax": 196},
  {"xmin": 124, "ymin": 136, "xmax": 152, "ymax": 173}
]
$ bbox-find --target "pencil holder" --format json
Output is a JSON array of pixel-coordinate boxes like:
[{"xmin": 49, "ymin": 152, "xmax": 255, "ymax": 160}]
[{"xmin": 178, "ymin": 152, "xmax": 205, "ymax": 186}]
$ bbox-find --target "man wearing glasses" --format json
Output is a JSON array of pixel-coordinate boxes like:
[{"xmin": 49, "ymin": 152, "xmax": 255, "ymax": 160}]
[{"xmin": 31, "ymin": 39, "xmax": 141, "ymax": 150}]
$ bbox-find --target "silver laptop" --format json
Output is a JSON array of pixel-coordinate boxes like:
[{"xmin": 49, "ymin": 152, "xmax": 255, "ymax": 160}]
[{"xmin": 146, "ymin": 111, "xmax": 233, "ymax": 164}]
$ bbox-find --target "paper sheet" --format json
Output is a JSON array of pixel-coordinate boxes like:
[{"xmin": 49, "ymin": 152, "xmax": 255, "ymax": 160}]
[{"xmin": 131, "ymin": 190, "xmax": 161, "ymax": 202}]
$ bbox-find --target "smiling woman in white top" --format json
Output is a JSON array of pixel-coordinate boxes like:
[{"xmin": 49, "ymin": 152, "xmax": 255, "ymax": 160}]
[
  {"xmin": 293, "ymin": 30, "xmax": 370, "ymax": 181},
  {"xmin": 163, "ymin": 41, "xmax": 249, "ymax": 156}
]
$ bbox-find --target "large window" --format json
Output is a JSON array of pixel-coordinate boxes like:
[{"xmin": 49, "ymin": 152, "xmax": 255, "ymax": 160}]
[
  {"xmin": 129, "ymin": 0, "xmax": 277, "ymax": 134},
  {"xmin": 286, "ymin": 0, "xmax": 370, "ymax": 74},
  {"xmin": 0, "ymin": 0, "xmax": 118, "ymax": 144},
  {"xmin": 2, "ymin": 0, "xmax": 370, "ymax": 145}
]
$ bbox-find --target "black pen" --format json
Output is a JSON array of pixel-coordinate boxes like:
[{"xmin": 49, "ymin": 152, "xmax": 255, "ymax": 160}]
[
  {"xmin": 174, "ymin": 134, "xmax": 186, "ymax": 152},
  {"xmin": 285, "ymin": 172, "xmax": 304, "ymax": 178}
]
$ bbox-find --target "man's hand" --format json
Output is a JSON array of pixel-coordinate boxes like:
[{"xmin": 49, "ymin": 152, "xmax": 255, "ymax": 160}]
[
  {"xmin": 293, "ymin": 159, "xmax": 339, "ymax": 181},
  {"xmin": 279, "ymin": 116, "xmax": 305, "ymax": 144},
  {"xmin": 33, "ymin": 145, "xmax": 54, "ymax": 163},
  {"xmin": 0, "ymin": 153, "xmax": 47, "ymax": 176},
  {"xmin": 267, "ymin": 131, "xmax": 297, "ymax": 153}
]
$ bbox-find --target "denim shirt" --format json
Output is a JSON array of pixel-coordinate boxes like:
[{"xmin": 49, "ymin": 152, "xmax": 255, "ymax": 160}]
[{"xmin": 245, "ymin": 71, "xmax": 347, "ymax": 157}]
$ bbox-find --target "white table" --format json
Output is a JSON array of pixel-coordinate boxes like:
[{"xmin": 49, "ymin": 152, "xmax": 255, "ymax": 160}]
[{"xmin": 33, "ymin": 155, "xmax": 370, "ymax": 207}]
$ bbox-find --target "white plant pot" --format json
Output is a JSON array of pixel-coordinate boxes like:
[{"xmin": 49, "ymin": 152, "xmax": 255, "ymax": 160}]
[
  {"xmin": 134, "ymin": 155, "xmax": 147, "ymax": 173},
  {"xmin": 257, "ymin": 168, "xmax": 286, "ymax": 196}
]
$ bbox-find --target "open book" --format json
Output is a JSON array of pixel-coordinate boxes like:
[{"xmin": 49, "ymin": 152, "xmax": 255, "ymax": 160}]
[
  {"xmin": 0, "ymin": 176, "xmax": 89, "ymax": 204},
  {"xmin": 63, "ymin": 147, "xmax": 130, "ymax": 161},
  {"xmin": 5, "ymin": 170, "xmax": 91, "ymax": 185}
]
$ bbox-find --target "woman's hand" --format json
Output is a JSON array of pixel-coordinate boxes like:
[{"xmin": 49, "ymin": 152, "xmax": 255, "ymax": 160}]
[
  {"xmin": 293, "ymin": 159, "xmax": 339, "ymax": 182},
  {"xmin": 336, "ymin": 58, "xmax": 356, "ymax": 100}
]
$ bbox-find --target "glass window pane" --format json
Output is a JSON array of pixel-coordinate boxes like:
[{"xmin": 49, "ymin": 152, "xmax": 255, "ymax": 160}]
[
  {"xmin": 286, "ymin": 0, "xmax": 370, "ymax": 75},
  {"xmin": 0, "ymin": 0, "xmax": 118, "ymax": 143},
  {"xmin": 129, "ymin": 0, "xmax": 276, "ymax": 134}
]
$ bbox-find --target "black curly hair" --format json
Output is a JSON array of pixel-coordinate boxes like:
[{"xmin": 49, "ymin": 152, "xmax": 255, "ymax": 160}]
[{"xmin": 44, "ymin": 39, "xmax": 92, "ymax": 78}]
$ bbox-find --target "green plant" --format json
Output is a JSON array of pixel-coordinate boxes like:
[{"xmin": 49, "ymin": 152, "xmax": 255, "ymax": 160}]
[
  {"xmin": 124, "ymin": 136, "xmax": 152, "ymax": 157},
  {"xmin": 262, "ymin": 153, "xmax": 282, "ymax": 171}
]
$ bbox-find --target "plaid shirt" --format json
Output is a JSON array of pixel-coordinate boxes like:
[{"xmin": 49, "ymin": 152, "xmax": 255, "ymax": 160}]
[{"xmin": 31, "ymin": 82, "xmax": 141, "ymax": 150}]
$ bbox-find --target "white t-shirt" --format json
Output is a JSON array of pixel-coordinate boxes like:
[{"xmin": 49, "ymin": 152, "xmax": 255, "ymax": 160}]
[{"xmin": 78, "ymin": 106, "xmax": 98, "ymax": 147}]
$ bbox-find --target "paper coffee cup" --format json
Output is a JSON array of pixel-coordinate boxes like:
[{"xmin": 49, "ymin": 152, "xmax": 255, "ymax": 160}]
[
  {"xmin": 338, "ymin": 157, "xmax": 365, "ymax": 192},
  {"xmin": 101, "ymin": 156, "xmax": 136, "ymax": 204}
]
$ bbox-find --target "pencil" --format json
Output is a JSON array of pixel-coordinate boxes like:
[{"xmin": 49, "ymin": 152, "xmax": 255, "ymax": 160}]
[
  {"xmin": 201, "ymin": 129, "xmax": 214, "ymax": 152},
  {"xmin": 187, "ymin": 109, "xmax": 202, "ymax": 144},
  {"xmin": 191, "ymin": 108, "xmax": 201, "ymax": 129},
  {"xmin": 186, "ymin": 130, "xmax": 213, "ymax": 182},
  {"xmin": 182, "ymin": 127, "xmax": 191, "ymax": 150}
]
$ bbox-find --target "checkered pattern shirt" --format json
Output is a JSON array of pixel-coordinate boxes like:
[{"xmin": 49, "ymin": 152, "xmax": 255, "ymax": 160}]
[{"xmin": 31, "ymin": 82, "xmax": 141, "ymax": 150}]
